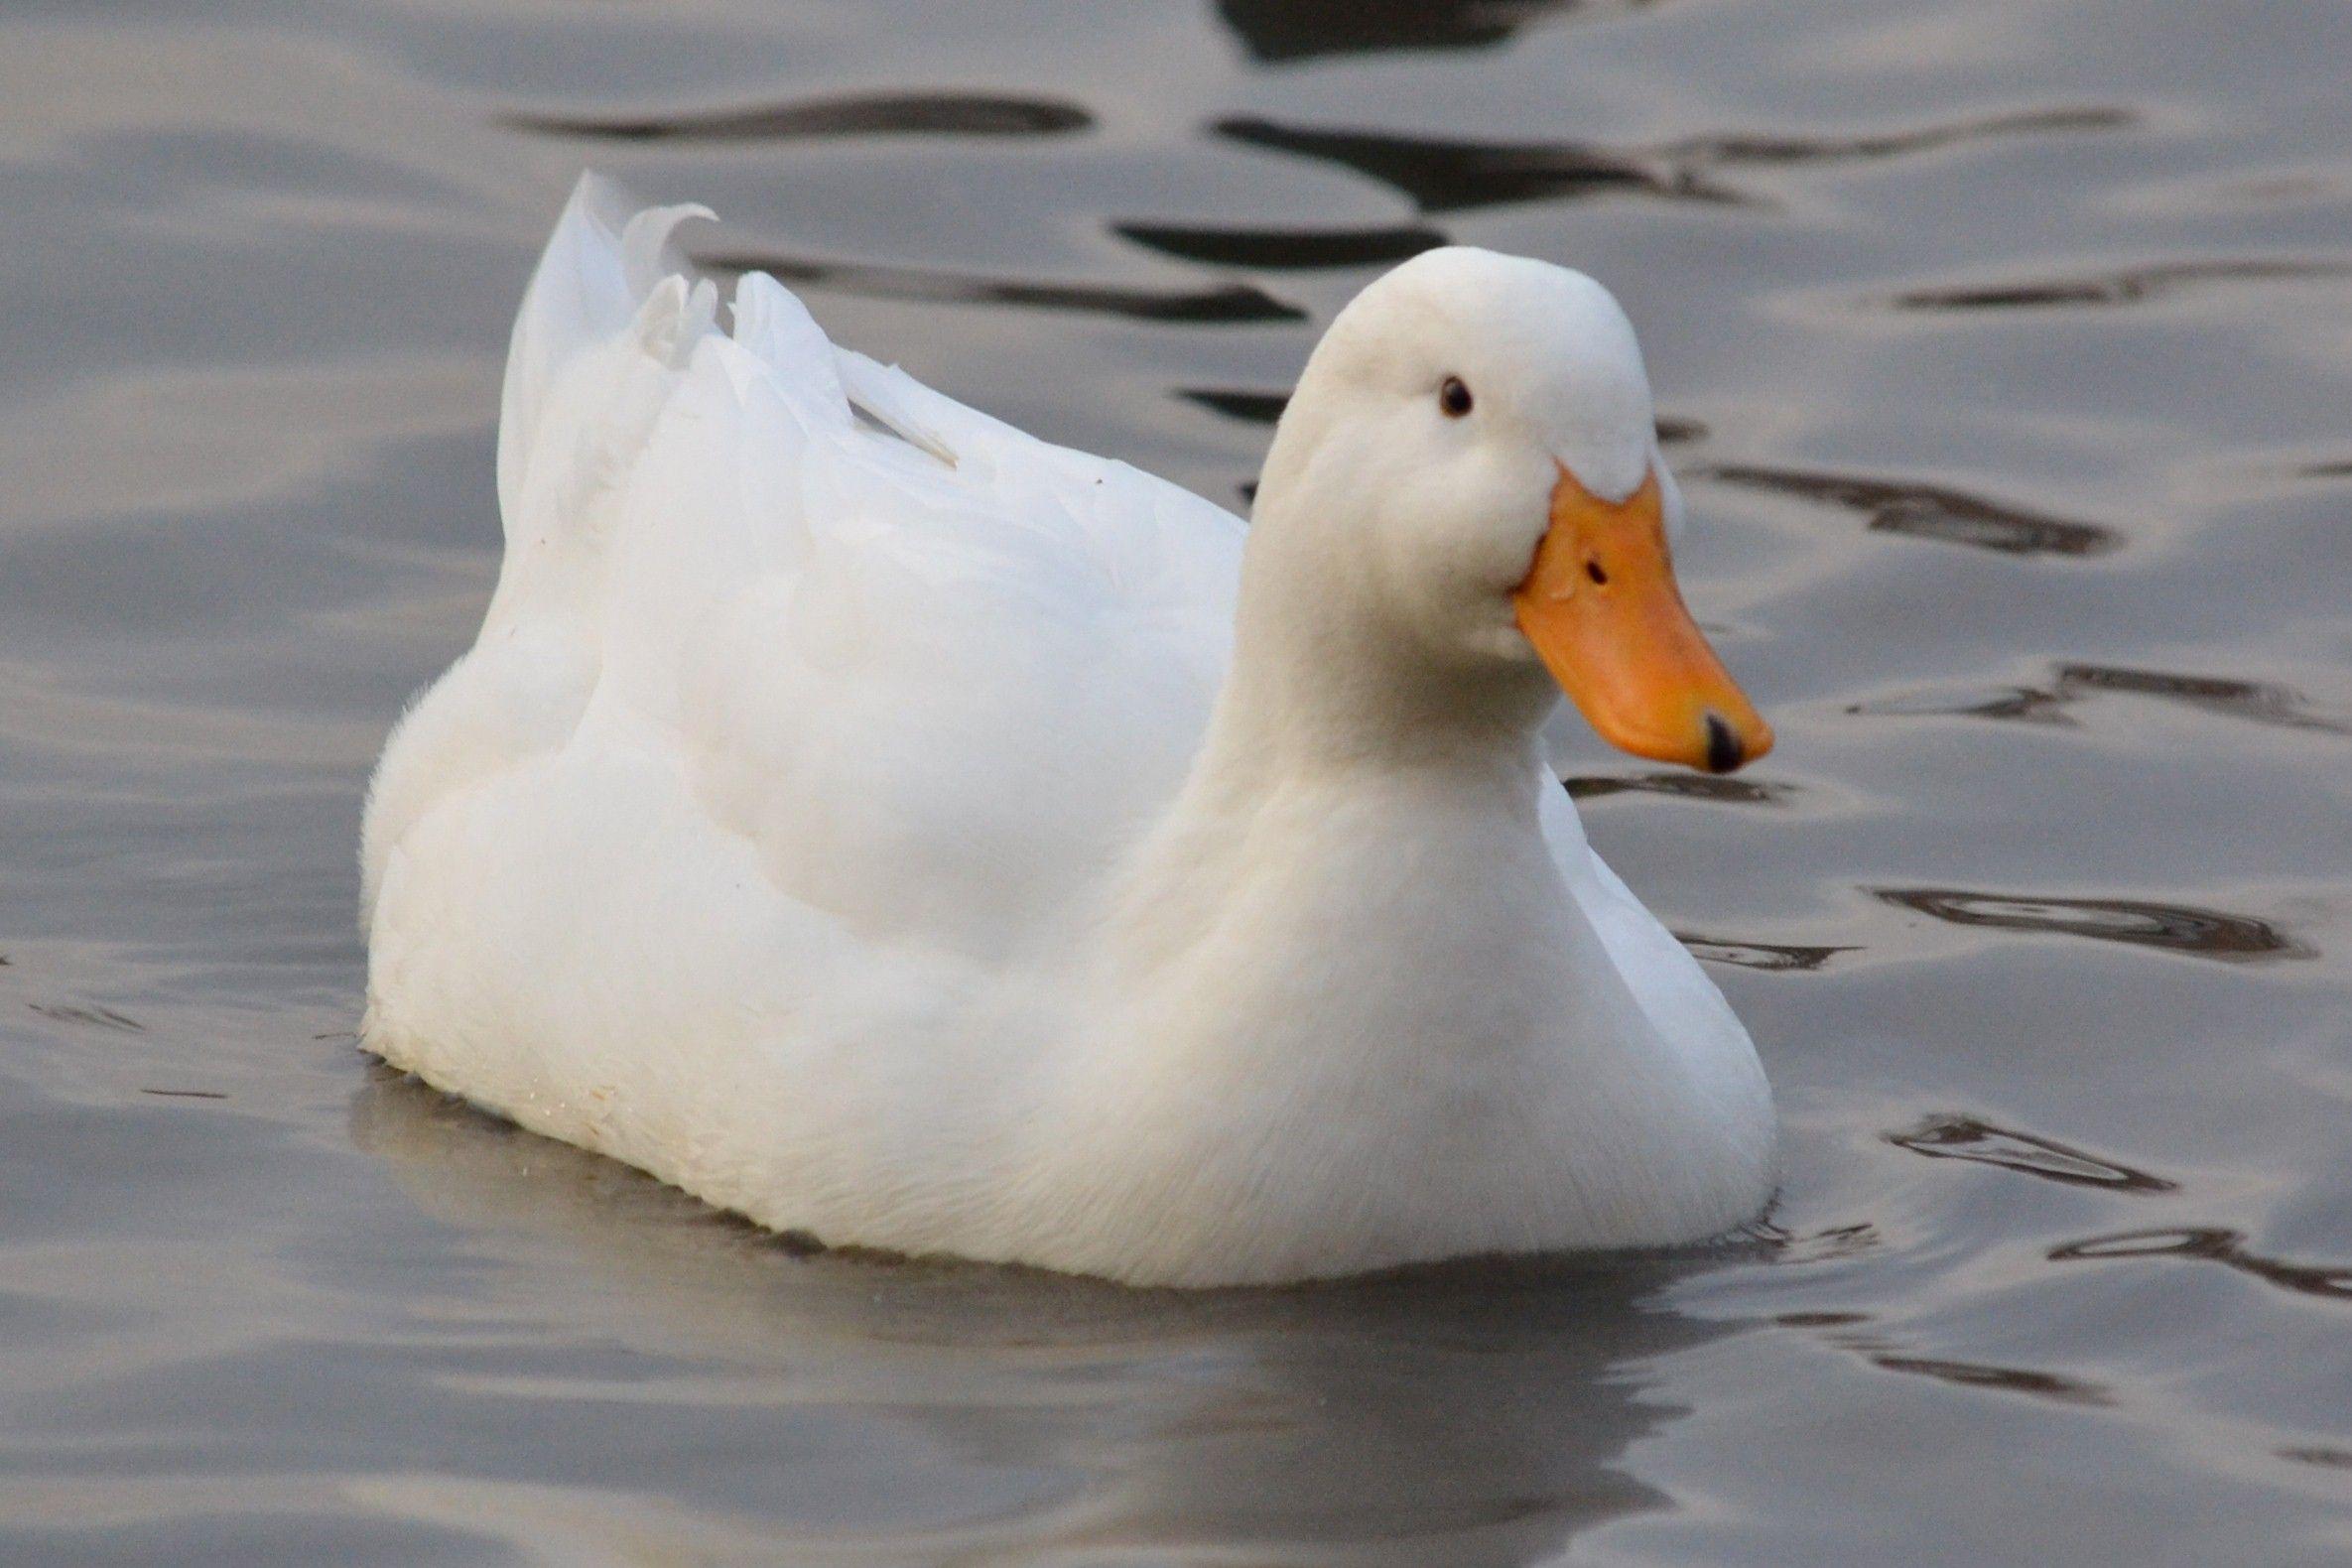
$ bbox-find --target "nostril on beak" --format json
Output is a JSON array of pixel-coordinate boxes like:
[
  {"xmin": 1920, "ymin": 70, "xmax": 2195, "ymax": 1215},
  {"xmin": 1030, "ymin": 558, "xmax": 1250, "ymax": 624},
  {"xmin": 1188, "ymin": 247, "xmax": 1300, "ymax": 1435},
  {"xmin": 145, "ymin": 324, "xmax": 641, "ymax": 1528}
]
[{"xmin": 1703, "ymin": 712, "xmax": 1743, "ymax": 774}]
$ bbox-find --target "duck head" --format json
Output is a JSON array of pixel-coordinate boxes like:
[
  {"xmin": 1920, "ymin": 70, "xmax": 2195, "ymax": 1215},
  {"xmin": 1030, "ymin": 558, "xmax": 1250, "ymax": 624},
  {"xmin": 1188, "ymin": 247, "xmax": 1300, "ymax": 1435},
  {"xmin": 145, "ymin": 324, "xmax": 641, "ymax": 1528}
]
[{"xmin": 1253, "ymin": 246, "xmax": 1770, "ymax": 774}]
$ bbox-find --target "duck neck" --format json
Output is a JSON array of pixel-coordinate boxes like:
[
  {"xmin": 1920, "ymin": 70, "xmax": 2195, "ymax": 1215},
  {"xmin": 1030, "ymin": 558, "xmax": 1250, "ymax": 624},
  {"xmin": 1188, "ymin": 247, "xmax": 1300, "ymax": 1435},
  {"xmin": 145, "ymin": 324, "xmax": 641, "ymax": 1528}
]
[
  {"xmin": 1199, "ymin": 491, "xmax": 1557, "ymax": 788},
  {"xmin": 1104, "ymin": 485, "xmax": 1585, "ymax": 1003}
]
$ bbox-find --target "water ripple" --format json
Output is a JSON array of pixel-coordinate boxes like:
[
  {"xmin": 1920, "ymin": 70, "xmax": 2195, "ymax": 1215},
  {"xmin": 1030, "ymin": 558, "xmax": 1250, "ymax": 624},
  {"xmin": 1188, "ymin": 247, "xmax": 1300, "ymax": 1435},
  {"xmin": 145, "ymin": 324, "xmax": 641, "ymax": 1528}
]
[
  {"xmin": 501, "ymin": 91, "xmax": 1093, "ymax": 143},
  {"xmin": 1867, "ymin": 1352, "xmax": 2112, "ymax": 1406},
  {"xmin": 697, "ymin": 248, "xmax": 1306, "ymax": 324},
  {"xmin": 1775, "ymin": 1306, "xmax": 2115, "ymax": 1405},
  {"xmin": 1852, "ymin": 664, "xmax": 2347, "ymax": 734},
  {"xmin": 1895, "ymin": 257, "xmax": 2352, "ymax": 312},
  {"xmin": 1891, "ymin": 1113, "xmax": 2177, "ymax": 1193},
  {"xmin": 1874, "ymin": 888, "xmax": 2310, "ymax": 964},
  {"xmin": 1706, "ymin": 465, "xmax": 2120, "ymax": 557},
  {"xmin": 29, "ymin": 1001, "xmax": 146, "ymax": 1033},
  {"xmin": 1849, "ymin": 683, "xmax": 2082, "ymax": 725},
  {"xmin": 2052, "ymin": 1228, "xmax": 2352, "ymax": 1302},
  {"xmin": 1755, "ymin": 1219, "xmax": 1882, "ymax": 1262},
  {"xmin": 1685, "ymin": 107, "xmax": 2131, "ymax": 168},
  {"xmin": 1216, "ymin": 107, "xmax": 2127, "ymax": 213}
]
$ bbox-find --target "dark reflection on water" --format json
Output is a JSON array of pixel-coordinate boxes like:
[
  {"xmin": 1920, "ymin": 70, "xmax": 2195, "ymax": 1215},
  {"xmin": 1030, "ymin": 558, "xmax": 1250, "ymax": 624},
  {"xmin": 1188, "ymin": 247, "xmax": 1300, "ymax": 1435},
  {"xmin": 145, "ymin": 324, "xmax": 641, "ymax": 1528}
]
[
  {"xmin": 1677, "ymin": 935, "xmax": 1853, "ymax": 973},
  {"xmin": 1759, "ymin": 1278, "xmax": 2120, "ymax": 1407},
  {"xmin": 1218, "ymin": 107, "xmax": 2125, "ymax": 213},
  {"xmin": 1114, "ymin": 220, "xmax": 1447, "ymax": 270},
  {"xmin": 1566, "ymin": 771, "xmax": 1795, "ymax": 806},
  {"xmin": 502, "ymin": 91, "xmax": 1094, "ymax": 143},
  {"xmin": 1182, "ymin": 386, "xmax": 1291, "ymax": 424},
  {"xmin": 1218, "ymin": 116, "xmax": 1742, "ymax": 211},
  {"xmin": 2051, "ymin": 1229, "xmax": 2352, "ymax": 1303},
  {"xmin": 1895, "ymin": 258, "xmax": 2352, "ymax": 312},
  {"xmin": 1850, "ymin": 682, "xmax": 2084, "ymax": 725},
  {"xmin": 698, "ymin": 248, "xmax": 1307, "ymax": 324},
  {"xmin": 1891, "ymin": 1114, "xmax": 2177, "ymax": 1194},
  {"xmin": 1875, "ymin": 888, "xmax": 2310, "ymax": 964},
  {"xmin": 2052, "ymin": 663, "xmax": 2350, "ymax": 735},
  {"xmin": 2279, "ymin": 1446, "xmax": 2352, "ymax": 1471},
  {"xmin": 346, "ymin": 1072, "xmax": 1728, "ymax": 1565},
  {"xmin": 27, "ymin": 1001, "xmax": 147, "ymax": 1033},
  {"xmin": 1707, "ymin": 465, "xmax": 2120, "ymax": 557},
  {"xmin": 1215, "ymin": 0, "xmax": 1637, "ymax": 63}
]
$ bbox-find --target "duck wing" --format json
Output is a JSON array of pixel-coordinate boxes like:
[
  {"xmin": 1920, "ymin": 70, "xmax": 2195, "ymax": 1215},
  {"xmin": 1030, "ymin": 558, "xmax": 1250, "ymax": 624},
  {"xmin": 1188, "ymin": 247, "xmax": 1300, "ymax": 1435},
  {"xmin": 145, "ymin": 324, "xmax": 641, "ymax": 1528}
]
[{"xmin": 369, "ymin": 175, "xmax": 1247, "ymax": 962}]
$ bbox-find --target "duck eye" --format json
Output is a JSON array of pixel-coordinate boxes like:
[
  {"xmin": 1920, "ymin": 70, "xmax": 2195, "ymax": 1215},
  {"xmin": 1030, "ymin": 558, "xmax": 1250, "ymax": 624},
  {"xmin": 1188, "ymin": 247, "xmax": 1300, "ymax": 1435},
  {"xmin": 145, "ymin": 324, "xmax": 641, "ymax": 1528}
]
[{"xmin": 1438, "ymin": 376, "xmax": 1474, "ymax": 418}]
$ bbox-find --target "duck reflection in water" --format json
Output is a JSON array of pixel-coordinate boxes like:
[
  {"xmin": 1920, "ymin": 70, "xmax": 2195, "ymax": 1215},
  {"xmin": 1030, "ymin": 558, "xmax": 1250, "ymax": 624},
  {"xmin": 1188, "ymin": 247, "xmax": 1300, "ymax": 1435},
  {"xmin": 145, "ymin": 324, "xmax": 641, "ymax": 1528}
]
[{"xmin": 350, "ymin": 1070, "xmax": 1740, "ymax": 1566}]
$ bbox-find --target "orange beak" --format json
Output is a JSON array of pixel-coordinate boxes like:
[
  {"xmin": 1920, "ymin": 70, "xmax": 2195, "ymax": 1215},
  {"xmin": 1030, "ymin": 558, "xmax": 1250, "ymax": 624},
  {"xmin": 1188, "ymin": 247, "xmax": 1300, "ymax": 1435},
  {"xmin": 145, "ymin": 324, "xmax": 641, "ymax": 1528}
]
[{"xmin": 1512, "ymin": 464, "xmax": 1771, "ymax": 773}]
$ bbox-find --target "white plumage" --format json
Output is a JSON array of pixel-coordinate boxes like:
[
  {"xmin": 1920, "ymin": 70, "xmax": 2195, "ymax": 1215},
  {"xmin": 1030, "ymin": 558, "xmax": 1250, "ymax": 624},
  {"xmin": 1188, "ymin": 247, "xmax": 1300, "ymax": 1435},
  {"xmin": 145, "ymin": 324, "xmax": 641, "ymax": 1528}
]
[{"xmin": 361, "ymin": 175, "xmax": 1774, "ymax": 1286}]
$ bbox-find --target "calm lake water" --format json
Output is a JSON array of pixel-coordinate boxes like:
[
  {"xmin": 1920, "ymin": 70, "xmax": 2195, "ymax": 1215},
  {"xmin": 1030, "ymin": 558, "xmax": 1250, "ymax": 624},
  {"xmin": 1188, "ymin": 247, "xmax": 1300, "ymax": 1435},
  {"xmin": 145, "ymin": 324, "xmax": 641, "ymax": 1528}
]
[{"xmin": 7, "ymin": 0, "xmax": 2352, "ymax": 1561}]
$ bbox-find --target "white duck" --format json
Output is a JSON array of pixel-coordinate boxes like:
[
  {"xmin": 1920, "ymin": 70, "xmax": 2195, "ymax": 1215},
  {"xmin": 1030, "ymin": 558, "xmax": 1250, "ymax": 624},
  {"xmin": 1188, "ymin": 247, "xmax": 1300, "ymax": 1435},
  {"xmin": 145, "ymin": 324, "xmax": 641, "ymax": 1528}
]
[{"xmin": 361, "ymin": 175, "xmax": 1777, "ymax": 1287}]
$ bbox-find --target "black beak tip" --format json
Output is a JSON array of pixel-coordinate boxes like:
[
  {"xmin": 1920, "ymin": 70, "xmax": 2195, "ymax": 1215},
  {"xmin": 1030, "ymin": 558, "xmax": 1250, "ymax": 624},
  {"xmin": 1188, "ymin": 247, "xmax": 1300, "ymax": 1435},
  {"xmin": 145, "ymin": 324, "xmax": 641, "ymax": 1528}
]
[{"xmin": 1702, "ymin": 712, "xmax": 1744, "ymax": 774}]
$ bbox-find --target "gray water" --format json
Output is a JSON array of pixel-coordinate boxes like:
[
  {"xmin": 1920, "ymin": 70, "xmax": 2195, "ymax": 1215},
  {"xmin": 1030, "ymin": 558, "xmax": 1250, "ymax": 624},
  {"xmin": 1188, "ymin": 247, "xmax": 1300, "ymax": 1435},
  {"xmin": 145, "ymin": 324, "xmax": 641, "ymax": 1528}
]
[{"xmin": 6, "ymin": 1, "xmax": 2352, "ymax": 1561}]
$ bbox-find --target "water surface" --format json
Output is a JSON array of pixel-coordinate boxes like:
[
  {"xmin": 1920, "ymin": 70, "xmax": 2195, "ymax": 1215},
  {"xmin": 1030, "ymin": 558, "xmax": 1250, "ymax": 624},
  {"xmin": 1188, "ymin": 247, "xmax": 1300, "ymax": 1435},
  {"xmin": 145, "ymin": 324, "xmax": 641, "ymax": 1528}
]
[{"xmin": 5, "ymin": 0, "xmax": 2352, "ymax": 1561}]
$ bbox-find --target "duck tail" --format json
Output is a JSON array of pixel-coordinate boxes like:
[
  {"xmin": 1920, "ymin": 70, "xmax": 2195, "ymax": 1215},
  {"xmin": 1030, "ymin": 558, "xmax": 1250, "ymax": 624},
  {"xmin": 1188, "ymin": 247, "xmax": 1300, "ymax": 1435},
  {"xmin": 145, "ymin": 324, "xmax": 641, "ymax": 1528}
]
[{"xmin": 495, "ymin": 172, "xmax": 716, "ymax": 535}]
